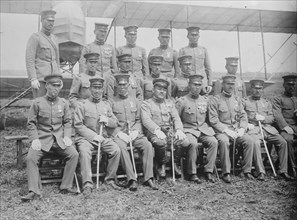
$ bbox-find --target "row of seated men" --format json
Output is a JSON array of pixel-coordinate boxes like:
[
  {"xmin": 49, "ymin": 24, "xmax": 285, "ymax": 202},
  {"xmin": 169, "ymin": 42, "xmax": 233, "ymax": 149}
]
[{"xmin": 21, "ymin": 67, "xmax": 297, "ymax": 202}]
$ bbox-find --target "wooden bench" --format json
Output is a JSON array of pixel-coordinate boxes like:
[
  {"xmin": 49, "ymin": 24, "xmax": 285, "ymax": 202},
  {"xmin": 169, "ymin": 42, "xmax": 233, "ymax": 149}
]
[{"xmin": 4, "ymin": 135, "xmax": 29, "ymax": 169}]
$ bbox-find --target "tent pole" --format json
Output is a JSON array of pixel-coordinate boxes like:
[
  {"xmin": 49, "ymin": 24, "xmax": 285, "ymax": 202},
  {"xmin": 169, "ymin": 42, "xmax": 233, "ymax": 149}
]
[
  {"xmin": 259, "ymin": 10, "xmax": 268, "ymax": 80},
  {"xmin": 170, "ymin": 21, "xmax": 173, "ymax": 48},
  {"xmin": 114, "ymin": 19, "xmax": 117, "ymax": 48},
  {"xmin": 236, "ymin": 25, "xmax": 243, "ymax": 80}
]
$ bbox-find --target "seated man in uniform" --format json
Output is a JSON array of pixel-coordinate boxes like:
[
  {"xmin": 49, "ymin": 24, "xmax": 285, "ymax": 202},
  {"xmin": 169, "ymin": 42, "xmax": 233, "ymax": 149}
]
[
  {"xmin": 74, "ymin": 77, "xmax": 122, "ymax": 196},
  {"xmin": 22, "ymin": 74, "xmax": 79, "ymax": 201},
  {"xmin": 243, "ymin": 79, "xmax": 293, "ymax": 181},
  {"xmin": 176, "ymin": 74, "xmax": 218, "ymax": 183},
  {"xmin": 111, "ymin": 74, "xmax": 158, "ymax": 190},
  {"xmin": 141, "ymin": 78, "xmax": 189, "ymax": 177}
]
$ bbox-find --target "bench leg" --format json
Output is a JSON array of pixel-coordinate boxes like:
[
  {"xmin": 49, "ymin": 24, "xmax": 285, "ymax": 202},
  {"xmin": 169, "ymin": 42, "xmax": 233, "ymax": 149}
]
[{"xmin": 16, "ymin": 140, "xmax": 23, "ymax": 169}]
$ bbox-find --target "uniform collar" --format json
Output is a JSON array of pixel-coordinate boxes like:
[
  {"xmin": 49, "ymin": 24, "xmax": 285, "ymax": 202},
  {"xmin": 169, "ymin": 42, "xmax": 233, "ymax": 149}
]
[
  {"xmin": 151, "ymin": 72, "xmax": 160, "ymax": 78},
  {"xmin": 95, "ymin": 39, "xmax": 105, "ymax": 45},
  {"xmin": 119, "ymin": 93, "xmax": 128, "ymax": 99},
  {"xmin": 41, "ymin": 29, "xmax": 51, "ymax": 36},
  {"xmin": 190, "ymin": 93, "xmax": 199, "ymax": 99},
  {"xmin": 153, "ymin": 96, "xmax": 164, "ymax": 103},
  {"xmin": 160, "ymin": 45, "xmax": 168, "ymax": 49},
  {"xmin": 222, "ymin": 90, "xmax": 232, "ymax": 98},
  {"xmin": 189, "ymin": 43, "xmax": 198, "ymax": 48},
  {"xmin": 91, "ymin": 97, "xmax": 101, "ymax": 103},
  {"xmin": 285, "ymin": 91, "xmax": 293, "ymax": 97},
  {"xmin": 87, "ymin": 70, "xmax": 96, "ymax": 76},
  {"xmin": 46, "ymin": 95, "xmax": 57, "ymax": 102},
  {"xmin": 127, "ymin": 43, "xmax": 136, "ymax": 48},
  {"xmin": 251, "ymin": 96, "xmax": 261, "ymax": 100}
]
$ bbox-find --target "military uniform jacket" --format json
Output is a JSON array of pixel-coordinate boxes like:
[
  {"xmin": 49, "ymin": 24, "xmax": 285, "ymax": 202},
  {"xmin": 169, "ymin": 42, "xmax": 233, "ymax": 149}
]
[
  {"xmin": 149, "ymin": 46, "xmax": 180, "ymax": 77},
  {"xmin": 141, "ymin": 97, "xmax": 183, "ymax": 134},
  {"xmin": 272, "ymin": 93, "xmax": 297, "ymax": 133},
  {"xmin": 213, "ymin": 77, "xmax": 246, "ymax": 98},
  {"xmin": 111, "ymin": 95, "xmax": 143, "ymax": 136},
  {"xmin": 79, "ymin": 41, "xmax": 118, "ymax": 77},
  {"xmin": 26, "ymin": 31, "xmax": 60, "ymax": 81},
  {"xmin": 74, "ymin": 98, "xmax": 118, "ymax": 142},
  {"xmin": 242, "ymin": 96, "xmax": 278, "ymax": 135},
  {"xmin": 171, "ymin": 75, "xmax": 190, "ymax": 98},
  {"xmin": 176, "ymin": 94, "xmax": 215, "ymax": 137},
  {"xmin": 106, "ymin": 72, "xmax": 143, "ymax": 101},
  {"xmin": 208, "ymin": 93, "xmax": 248, "ymax": 133},
  {"xmin": 117, "ymin": 45, "xmax": 149, "ymax": 77},
  {"xmin": 179, "ymin": 45, "xmax": 212, "ymax": 85},
  {"xmin": 69, "ymin": 72, "xmax": 102, "ymax": 109},
  {"xmin": 27, "ymin": 96, "xmax": 71, "ymax": 151}
]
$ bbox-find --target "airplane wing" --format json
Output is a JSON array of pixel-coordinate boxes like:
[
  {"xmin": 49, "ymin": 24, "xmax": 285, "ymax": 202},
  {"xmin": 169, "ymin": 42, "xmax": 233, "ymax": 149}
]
[{"xmin": 1, "ymin": 0, "xmax": 296, "ymax": 34}]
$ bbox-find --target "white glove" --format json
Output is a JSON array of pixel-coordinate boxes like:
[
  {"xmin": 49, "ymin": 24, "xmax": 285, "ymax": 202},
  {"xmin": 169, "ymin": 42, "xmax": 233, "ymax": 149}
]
[
  {"xmin": 283, "ymin": 126, "xmax": 294, "ymax": 135},
  {"xmin": 31, "ymin": 139, "xmax": 41, "ymax": 151},
  {"xmin": 224, "ymin": 128, "xmax": 238, "ymax": 140},
  {"xmin": 204, "ymin": 85, "xmax": 212, "ymax": 94},
  {"xmin": 93, "ymin": 134, "xmax": 105, "ymax": 143},
  {"xmin": 63, "ymin": 136, "xmax": 72, "ymax": 147},
  {"xmin": 129, "ymin": 130, "xmax": 139, "ymax": 141},
  {"xmin": 255, "ymin": 114, "xmax": 265, "ymax": 121},
  {"xmin": 237, "ymin": 128, "xmax": 245, "ymax": 137},
  {"xmin": 118, "ymin": 131, "xmax": 131, "ymax": 143},
  {"xmin": 99, "ymin": 115, "xmax": 108, "ymax": 124},
  {"xmin": 154, "ymin": 128, "xmax": 166, "ymax": 140},
  {"xmin": 175, "ymin": 129, "xmax": 186, "ymax": 140},
  {"xmin": 247, "ymin": 123, "xmax": 255, "ymax": 131},
  {"xmin": 31, "ymin": 79, "xmax": 40, "ymax": 89}
]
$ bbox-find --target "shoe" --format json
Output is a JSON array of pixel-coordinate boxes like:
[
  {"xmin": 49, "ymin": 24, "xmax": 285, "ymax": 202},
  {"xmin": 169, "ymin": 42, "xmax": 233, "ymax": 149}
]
[
  {"xmin": 129, "ymin": 180, "xmax": 138, "ymax": 192},
  {"xmin": 206, "ymin": 173, "xmax": 215, "ymax": 183},
  {"xmin": 190, "ymin": 174, "xmax": 201, "ymax": 184},
  {"xmin": 158, "ymin": 164, "xmax": 166, "ymax": 177},
  {"xmin": 257, "ymin": 173, "xmax": 265, "ymax": 181},
  {"xmin": 60, "ymin": 187, "xmax": 78, "ymax": 195},
  {"xmin": 144, "ymin": 179, "xmax": 159, "ymax": 190},
  {"xmin": 105, "ymin": 180, "xmax": 122, "ymax": 190},
  {"xmin": 280, "ymin": 173, "xmax": 294, "ymax": 181},
  {"xmin": 222, "ymin": 174, "xmax": 231, "ymax": 183},
  {"xmin": 21, "ymin": 192, "xmax": 40, "ymax": 202},
  {"xmin": 244, "ymin": 173, "xmax": 255, "ymax": 180},
  {"xmin": 174, "ymin": 163, "xmax": 182, "ymax": 176},
  {"xmin": 83, "ymin": 186, "xmax": 92, "ymax": 197}
]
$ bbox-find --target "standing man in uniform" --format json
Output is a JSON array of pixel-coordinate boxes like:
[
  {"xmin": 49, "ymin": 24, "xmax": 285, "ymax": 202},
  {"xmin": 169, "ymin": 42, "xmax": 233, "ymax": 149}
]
[
  {"xmin": 171, "ymin": 55, "xmax": 193, "ymax": 99},
  {"xmin": 213, "ymin": 57, "xmax": 246, "ymax": 98},
  {"xmin": 273, "ymin": 74, "xmax": 297, "ymax": 178},
  {"xmin": 26, "ymin": 10, "xmax": 60, "ymax": 98},
  {"xmin": 179, "ymin": 26, "xmax": 212, "ymax": 94},
  {"xmin": 22, "ymin": 74, "xmax": 79, "ymax": 201},
  {"xmin": 141, "ymin": 78, "xmax": 189, "ymax": 177},
  {"xmin": 148, "ymin": 29, "xmax": 180, "ymax": 78},
  {"xmin": 69, "ymin": 53, "xmax": 102, "ymax": 109},
  {"xmin": 106, "ymin": 54, "xmax": 143, "ymax": 101},
  {"xmin": 74, "ymin": 77, "xmax": 122, "ymax": 196},
  {"xmin": 176, "ymin": 74, "xmax": 218, "ymax": 183},
  {"xmin": 208, "ymin": 75, "xmax": 254, "ymax": 183},
  {"xmin": 111, "ymin": 74, "xmax": 158, "ymax": 190},
  {"xmin": 243, "ymin": 79, "xmax": 293, "ymax": 181},
  {"xmin": 117, "ymin": 26, "xmax": 149, "ymax": 80},
  {"xmin": 79, "ymin": 23, "xmax": 117, "ymax": 79}
]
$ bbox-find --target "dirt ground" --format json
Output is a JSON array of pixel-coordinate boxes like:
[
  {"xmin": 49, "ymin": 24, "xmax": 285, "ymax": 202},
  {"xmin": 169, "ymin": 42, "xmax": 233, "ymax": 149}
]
[{"xmin": 0, "ymin": 108, "xmax": 296, "ymax": 220}]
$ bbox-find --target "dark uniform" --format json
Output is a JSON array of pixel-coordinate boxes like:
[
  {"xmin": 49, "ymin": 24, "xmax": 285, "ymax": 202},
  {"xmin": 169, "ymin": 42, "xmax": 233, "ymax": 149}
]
[
  {"xmin": 141, "ymin": 78, "xmax": 189, "ymax": 176},
  {"xmin": 117, "ymin": 25, "xmax": 149, "ymax": 79},
  {"xmin": 179, "ymin": 26, "xmax": 212, "ymax": 87},
  {"xmin": 243, "ymin": 79, "xmax": 289, "ymax": 180},
  {"xmin": 79, "ymin": 23, "xmax": 118, "ymax": 79},
  {"xmin": 69, "ymin": 53, "xmax": 102, "ymax": 109},
  {"xmin": 23, "ymin": 74, "xmax": 78, "ymax": 201},
  {"xmin": 148, "ymin": 29, "xmax": 180, "ymax": 78},
  {"xmin": 105, "ymin": 54, "xmax": 143, "ymax": 101},
  {"xmin": 74, "ymin": 77, "xmax": 121, "ymax": 190},
  {"xmin": 26, "ymin": 10, "xmax": 60, "ymax": 98},
  {"xmin": 213, "ymin": 57, "xmax": 246, "ymax": 98},
  {"xmin": 208, "ymin": 75, "xmax": 254, "ymax": 182},
  {"xmin": 176, "ymin": 74, "xmax": 218, "ymax": 182},
  {"xmin": 111, "ymin": 74, "xmax": 156, "ymax": 190},
  {"xmin": 272, "ymin": 74, "xmax": 297, "ymax": 177}
]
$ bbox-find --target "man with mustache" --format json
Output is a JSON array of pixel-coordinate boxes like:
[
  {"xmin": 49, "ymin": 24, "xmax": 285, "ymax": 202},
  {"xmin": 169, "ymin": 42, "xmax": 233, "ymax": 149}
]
[
  {"xmin": 22, "ymin": 74, "xmax": 79, "ymax": 201},
  {"xmin": 26, "ymin": 10, "xmax": 60, "ymax": 98},
  {"xmin": 272, "ymin": 74, "xmax": 297, "ymax": 178}
]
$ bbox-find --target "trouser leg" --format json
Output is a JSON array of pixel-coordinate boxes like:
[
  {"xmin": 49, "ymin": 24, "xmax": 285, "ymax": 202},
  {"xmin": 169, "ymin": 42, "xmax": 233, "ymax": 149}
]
[
  {"xmin": 150, "ymin": 134, "xmax": 167, "ymax": 165},
  {"xmin": 216, "ymin": 133, "xmax": 231, "ymax": 175},
  {"xmin": 277, "ymin": 132, "xmax": 290, "ymax": 174},
  {"xmin": 185, "ymin": 134, "xmax": 199, "ymax": 175},
  {"xmin": 26, "ymin": 148, "xmax": 46, "ymax": 195},
  {"xmin": 249, "ymin": 135, "xmax": 265, "ymax": 175},
  {"xmin": 237, "ymin": 134, "xmax": 254, "ymax": 174},
  {"xmin": 199, "ymin": 135, "xmax": 218, "ymax": 173},
  {"xmin": 173, "ymin": 136, "xmax": 190, "ymax": 165},
  {"xmin": 114, "ymin": 138, "xmax": 136, "ymax": 182}
]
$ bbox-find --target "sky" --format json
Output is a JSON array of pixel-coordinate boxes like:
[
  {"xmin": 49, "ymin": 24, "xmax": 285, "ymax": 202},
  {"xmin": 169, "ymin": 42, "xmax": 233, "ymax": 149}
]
[{"xmin": 0, "ymin": 0, "xmax": 296, "ymax": 77}]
